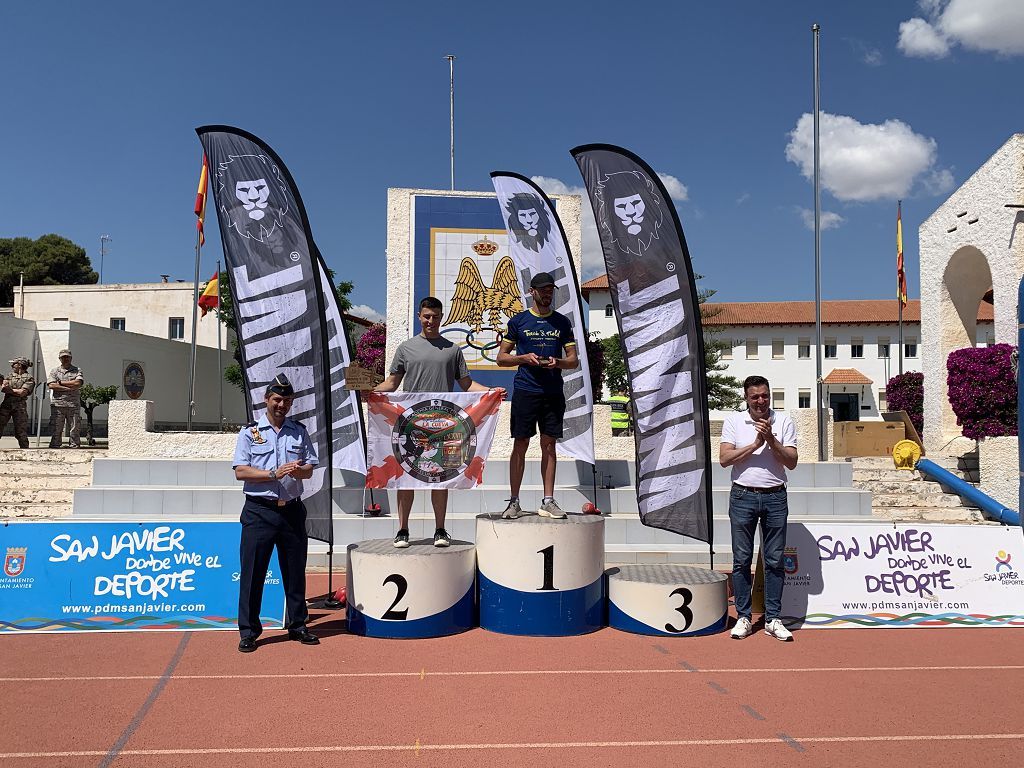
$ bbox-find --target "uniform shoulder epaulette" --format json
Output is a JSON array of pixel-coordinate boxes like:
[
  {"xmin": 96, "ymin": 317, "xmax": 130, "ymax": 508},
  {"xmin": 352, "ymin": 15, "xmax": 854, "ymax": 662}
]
[{"xmin": 290, "ymin": 419, "xmax": 307, "ymax": 430}]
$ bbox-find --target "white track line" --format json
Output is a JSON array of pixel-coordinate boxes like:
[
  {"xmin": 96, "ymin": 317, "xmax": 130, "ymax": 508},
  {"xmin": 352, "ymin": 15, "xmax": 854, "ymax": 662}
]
[
  {"xmin": 2, "ymin": 664, "xmax": 1023, "ymax": 683},
  {"xmin": 3, "ymin": 733, "xmax": 1023, "ymax": 759}
]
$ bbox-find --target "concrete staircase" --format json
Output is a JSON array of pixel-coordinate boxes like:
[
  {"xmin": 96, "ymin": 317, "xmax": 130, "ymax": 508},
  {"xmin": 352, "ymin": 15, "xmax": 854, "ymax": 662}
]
[
  {"xmin": 851, "ymin": 454, "xmax": 984, "ymax": 522},
  {"xmin": 74, "ymin": 457, "xmax": 873, "ymax": 565},
  {"xmin": 0, "ymin": 449, "xmax": 94, "ymax": 518}
]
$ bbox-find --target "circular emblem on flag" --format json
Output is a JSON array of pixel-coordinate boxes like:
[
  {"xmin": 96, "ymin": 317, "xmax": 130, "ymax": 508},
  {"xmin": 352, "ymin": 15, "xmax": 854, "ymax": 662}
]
[
  {"xmin": 391, "ymin": 399, "xmax": 477, "ymax": 483},
  {"xmin": 123, "ymin": 362, "xmax": 145, "ymax": 400}
]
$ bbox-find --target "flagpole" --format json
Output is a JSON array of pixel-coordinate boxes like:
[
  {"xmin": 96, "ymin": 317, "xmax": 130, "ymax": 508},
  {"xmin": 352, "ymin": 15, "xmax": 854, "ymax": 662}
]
[
  {"xmin": 187, "ymin": 229, "xmax": 201, "ymax": 432},
  {"xmin": 813, "ymin": 23, "xmax": 826, "ymax": 462},
  {"xmin": 445, "ymin": 54, "xmax": 456, "ymax": 190},
  {"xmin": 217, "ymin": 259, "xmax": 224, "ymax": 430},
  {"xmin": 898, "ymin": 200, "xmax": 905, "ymax": 376}
]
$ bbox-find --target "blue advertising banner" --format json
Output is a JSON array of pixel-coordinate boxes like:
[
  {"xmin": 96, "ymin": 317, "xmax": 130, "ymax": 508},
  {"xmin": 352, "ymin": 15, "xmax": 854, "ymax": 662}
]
[{"xmin": 0, "ymin": 521, "xmax": 285, "ymax": 633}]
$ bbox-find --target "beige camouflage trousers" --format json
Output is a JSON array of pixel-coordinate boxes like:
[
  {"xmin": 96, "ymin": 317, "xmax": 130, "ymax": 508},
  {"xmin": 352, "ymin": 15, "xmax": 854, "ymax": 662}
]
[
  {"xmin": 0, "ymin": 402, "xmax": 30, "ymax": 448},
  {"xmin": 50, "ymin": 406, "xmax": 81, "ymax": 448}
]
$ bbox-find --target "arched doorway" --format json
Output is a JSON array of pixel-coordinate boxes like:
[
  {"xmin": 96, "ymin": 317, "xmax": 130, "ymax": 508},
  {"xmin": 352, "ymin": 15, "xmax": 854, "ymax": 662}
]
[{"xmin": 937, "ymin": 245, "xmax": 993, "ymax": 441}]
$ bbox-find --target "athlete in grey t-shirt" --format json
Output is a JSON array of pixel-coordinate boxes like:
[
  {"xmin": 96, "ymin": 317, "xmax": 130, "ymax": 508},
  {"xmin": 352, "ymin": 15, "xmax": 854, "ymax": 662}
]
[{"xmin": 373, "ymin": 297, "xmax": 505, "ymax": 548}]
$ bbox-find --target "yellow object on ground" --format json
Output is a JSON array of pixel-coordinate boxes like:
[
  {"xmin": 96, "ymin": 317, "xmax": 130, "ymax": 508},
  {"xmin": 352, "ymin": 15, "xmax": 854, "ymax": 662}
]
[{"xmin": 892, "ymin": 439, "xmax": 922, "ymax": 470}]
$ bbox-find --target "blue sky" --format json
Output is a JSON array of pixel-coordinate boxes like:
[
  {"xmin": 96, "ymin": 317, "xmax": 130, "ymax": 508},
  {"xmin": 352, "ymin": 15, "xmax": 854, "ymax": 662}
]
[{"xmin": 2, "ymin": 1, "xmax": 1022, "ymax": 320}]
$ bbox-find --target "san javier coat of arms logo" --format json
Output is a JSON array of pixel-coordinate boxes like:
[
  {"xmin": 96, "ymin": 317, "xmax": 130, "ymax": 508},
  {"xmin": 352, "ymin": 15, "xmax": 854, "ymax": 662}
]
[{"xmin": 4, "ymin": 547, "xmax": 27, "ymax": 577}]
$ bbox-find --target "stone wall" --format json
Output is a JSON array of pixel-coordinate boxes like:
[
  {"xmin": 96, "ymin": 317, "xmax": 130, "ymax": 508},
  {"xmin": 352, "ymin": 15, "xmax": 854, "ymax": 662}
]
[
  {"xmin": 919, "ymin": 134, "xmax": 1024, "ymax": 450},
  {"xmin": 107, "ymin": 400, "xmax": 236, "ymax": 458},
  {"xmin": 978, "ymin": 435, "xmax": 1019, "ymax": 509}
]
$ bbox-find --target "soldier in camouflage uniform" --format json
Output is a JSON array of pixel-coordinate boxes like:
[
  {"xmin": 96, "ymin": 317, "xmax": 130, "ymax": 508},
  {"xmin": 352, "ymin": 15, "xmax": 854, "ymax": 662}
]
[
  {"xmin": 0, "ymin": 357, "xmax": 36, "ymax": 448},
  {"xmin": 47, "ymin": 349, "xmax": 84, "ymax": 449}
]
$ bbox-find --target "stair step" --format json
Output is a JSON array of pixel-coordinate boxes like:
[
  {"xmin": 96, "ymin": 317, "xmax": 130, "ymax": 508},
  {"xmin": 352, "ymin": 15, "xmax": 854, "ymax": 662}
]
[
  {"xmin": 0, "ymin": 503, "xmax": 72, "ymax": 518},
  {"xmin": 0, "ymin": 475, "xmax": 92, "ymax": 490},
  {"xmin": 870, "ymin": 493, "xmax": 968, "ymax": 508},
  {"xmin": 853, "ymin": 480, "xmax": 963, "ymax": 495},
  {"xmin": 0, "ymin": 449, "xmax": 95, "ymax": 464},
  {"xmin": 0, "ymin": 488, "xmax": 76, "ymax": 505},
  {"xmin": 0, "ymin": 462, "xmax": 92, "ymax": 477},
  {"xmin": 872, "ymin": 507, "xmax": 985, "ymax": 523}
]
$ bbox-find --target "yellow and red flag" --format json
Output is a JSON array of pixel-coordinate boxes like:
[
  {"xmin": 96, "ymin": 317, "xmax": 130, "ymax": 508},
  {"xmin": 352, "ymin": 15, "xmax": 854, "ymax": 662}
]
[
  {"xmin": 194, "ymin": 154, "xmax": 209, "ymax": 246},
  {"xmin": 897, "ymin": 201, "xmax": 907, "ymax": 308},
  {"xmin": 198, "ymin": 270, "xmax": 219, "ymax": 318}
]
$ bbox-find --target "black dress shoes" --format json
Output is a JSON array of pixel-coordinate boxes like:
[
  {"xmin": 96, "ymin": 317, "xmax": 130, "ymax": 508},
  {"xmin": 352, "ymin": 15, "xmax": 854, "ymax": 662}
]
[
  {"xmin": 238, "ymin": 637, "xmax": 257, "ymax": 653},
  {"xmin": 288, "ymin": 629, "xmax": 320, "ymax": 645}
]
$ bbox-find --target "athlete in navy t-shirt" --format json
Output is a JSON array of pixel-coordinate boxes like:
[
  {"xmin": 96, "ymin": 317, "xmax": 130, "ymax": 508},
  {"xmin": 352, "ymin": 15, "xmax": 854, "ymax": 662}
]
[{"xmin": 496, "ymin": 271, "xmax": 579, "ymax": 519}]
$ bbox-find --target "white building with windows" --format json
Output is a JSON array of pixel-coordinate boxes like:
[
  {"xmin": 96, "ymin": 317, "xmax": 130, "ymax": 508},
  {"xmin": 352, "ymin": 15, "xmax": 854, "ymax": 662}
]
[
  {"xmin": 16, "ymin": 282, "xmax": 228, "ymax": 349},
  {"xmin": 582, "ymin": 275, "xmax": 993, "ymax": 419},
  {"xmin": 2, "ymin": 281, "xmax": 374, "ymax": 431}
]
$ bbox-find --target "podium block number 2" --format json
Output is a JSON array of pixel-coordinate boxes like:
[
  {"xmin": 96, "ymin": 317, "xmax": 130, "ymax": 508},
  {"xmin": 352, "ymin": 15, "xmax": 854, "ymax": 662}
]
[
  {"xmin": 382, "ymin": 574, "xmax": 409, "ymax": 620},
  {"xmin": 537, "ymin": 545, "xmax": 556, "ymax": 591}
]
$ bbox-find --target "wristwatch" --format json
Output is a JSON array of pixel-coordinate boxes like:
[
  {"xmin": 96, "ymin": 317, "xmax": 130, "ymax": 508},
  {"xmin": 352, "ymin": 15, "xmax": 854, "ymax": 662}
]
[{"xmin": 268, "ymin": 468, "xmax": 278, "ymax": 480}]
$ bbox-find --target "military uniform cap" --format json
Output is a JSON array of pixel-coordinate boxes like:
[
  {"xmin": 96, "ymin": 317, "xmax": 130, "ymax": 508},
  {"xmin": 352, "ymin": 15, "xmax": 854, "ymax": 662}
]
[
  {"xmin": 265, "ymin": 373, "xmax": 294, "ymax": 397},
  {"xmin": 9, "ymin": 357, "xmax": 31, "ymax": 368},
  {"xmin": 58, "ymin": 349, "xmax": 72, "ymax": 358}
]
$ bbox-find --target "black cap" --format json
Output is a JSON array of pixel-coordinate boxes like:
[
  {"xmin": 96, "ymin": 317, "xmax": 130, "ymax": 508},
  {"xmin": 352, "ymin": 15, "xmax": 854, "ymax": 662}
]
[
  {"xmin": 265, "ymin": 374, "xmax": 294, "ymax": 397},
  {"xmin": 529, "ymin": 272, "xmax": 555, "ymax": 289}
]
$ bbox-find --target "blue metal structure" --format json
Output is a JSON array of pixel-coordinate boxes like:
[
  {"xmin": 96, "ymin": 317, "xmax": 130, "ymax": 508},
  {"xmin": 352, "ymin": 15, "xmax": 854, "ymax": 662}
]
[{"xmin": 916, "ymin": 459, "xmax": 1020, "ymax": 526}]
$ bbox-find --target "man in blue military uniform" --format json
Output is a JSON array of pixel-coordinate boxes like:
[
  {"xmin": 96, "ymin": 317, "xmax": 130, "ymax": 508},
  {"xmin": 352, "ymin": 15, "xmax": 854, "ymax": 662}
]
[{"xmin": 232, "ymin": 374, "xmax": 320, "ymax": 653}]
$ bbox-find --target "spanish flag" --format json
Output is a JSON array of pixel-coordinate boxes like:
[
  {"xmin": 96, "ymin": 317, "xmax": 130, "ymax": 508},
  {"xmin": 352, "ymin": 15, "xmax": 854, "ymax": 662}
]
[
  {"xmin": 198, "ymin": 271, "xmax": 219, "ymax": 318},
  {"xmin": 897, "ymin": 201, "xmax": 907, "ymax": 308},
  {"xmin": 194, "ymin": 154, "xmax": 209, "ymax": 246}
]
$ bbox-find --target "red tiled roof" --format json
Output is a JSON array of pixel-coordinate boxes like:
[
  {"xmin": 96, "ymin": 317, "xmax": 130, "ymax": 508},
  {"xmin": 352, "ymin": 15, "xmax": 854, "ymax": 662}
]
[
  {"xmin": 703, "ymin": 299, "xmax": 992, "ymax": 325},
  {"xmin": 823, "ymin": 368, "xmax": 873, "ymax": 385},
  {"xmin": 583, "ymin": 274, "xmax": 994, "ymax": 324},
  {"xmin": 341, "ymin": 312, "xmax": 375, "ymax": 328}
]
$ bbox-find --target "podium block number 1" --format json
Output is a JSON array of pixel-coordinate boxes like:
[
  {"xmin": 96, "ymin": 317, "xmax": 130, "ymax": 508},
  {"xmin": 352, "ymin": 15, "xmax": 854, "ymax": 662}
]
[{"xmin": 537, "ymin": 545, "xmax": 555, "ymax": 591}]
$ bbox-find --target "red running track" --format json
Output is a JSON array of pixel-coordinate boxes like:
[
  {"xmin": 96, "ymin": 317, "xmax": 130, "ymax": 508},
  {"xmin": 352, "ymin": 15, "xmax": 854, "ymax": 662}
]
[{"xmin": 1, "ymin": 573, "xmax": 1022, "ymax": 768}]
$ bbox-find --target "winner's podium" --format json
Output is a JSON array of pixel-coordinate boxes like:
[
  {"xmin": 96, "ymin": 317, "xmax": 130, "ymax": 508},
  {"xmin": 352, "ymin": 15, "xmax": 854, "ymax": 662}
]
[
  {"xmin": 346, "ymin": 539, "xmax": 476, "ymax": 638},
  {"xmin": 476, "ymin": 513, "xmax": 604, "ymax": 636},
  {"xmin": 607, "ymin": 564, "xmax": 728, "ymax": 637}
]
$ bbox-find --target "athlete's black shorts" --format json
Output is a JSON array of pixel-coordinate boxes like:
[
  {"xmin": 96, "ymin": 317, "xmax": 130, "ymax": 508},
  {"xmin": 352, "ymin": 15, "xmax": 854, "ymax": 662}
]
[{"xmin": 510, "ymin": 390, "xmax": 566, "ymax": 439}]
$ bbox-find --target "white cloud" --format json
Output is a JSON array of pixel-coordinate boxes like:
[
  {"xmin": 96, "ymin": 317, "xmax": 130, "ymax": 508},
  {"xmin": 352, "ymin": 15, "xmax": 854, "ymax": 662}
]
[
  {"xmin": 846, "ymin": 37, "xmax": 885, "ymax": 66},
  {"xmin": 899, "ymin": 0, "xmax": 1024, "ymax": 58},
  {"xmin": 736, "ymin": 192, "xmax": 751, "ymax": 205},
  {"xmin": 657, "ymin": 173, "xmax": 689, "ymax": 202},
  {"xmin": 348, "ymin": 304, "xmax": 385, "ymax": 323},
  {"xmin": 798, "ymin": 207, "xmax": 845, "ymax": 231},
  {"xmin": 863, "ymin": 48, "xmax": 884, "ymax": 66},
  {"xmin": 530, "ymin": 176, "xmax": 603, "ymax": 281},
  {"xmin": 921, "ymin": 167, "xmax": 956, "ymax": 195},
  {"xmin": 785, "ymin": 112, "xmax": 954, "ymax": 202},
  {"xmin": 898, "ymin": 17, "xmax": 951, "ymax": 58}
]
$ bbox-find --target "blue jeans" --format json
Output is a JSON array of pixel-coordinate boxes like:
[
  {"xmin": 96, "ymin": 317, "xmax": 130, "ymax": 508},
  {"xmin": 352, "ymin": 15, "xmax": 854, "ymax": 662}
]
[{"xmin": 729, "ymin": 485, "xmax": 789, "ymax": 622}]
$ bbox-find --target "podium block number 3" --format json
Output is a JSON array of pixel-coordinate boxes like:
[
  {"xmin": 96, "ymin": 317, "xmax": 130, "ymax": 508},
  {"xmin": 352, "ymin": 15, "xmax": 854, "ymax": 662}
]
[
  {"xmin": 382, "ymin": 574, "xmax": 410, "ymax": 620},
  {"xmin": 664, "ymin": 587, "xmax": 693, "ymax": 633},
  {"xmin": 537, "ymin": 546, "xmax": 555, "ymax": 591}
]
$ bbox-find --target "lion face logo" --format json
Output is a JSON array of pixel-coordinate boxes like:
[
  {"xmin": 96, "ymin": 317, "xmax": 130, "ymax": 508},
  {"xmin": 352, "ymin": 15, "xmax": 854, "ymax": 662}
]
[
  {"xmin": 235, "ymin": 179, "xmax": 270, "ymax": 220},
  {"xmin": 613, "ymin": 193, "xmax": 646, "ymax": 235},
  {"xmin": 595, "ymin": 170, "xmax": 664, "ymax": 256},
  {"xmin": 215, "ymin": 153, "xmax": 290, "ymax": 244},
  {"xmin": 504, "ymin": 192, "xmax": 552, "ymax": 253}
]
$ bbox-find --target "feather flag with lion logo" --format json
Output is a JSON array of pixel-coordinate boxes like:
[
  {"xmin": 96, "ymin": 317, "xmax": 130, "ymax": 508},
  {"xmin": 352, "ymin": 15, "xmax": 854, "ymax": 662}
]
[{"xmin": 364, "ymin": 390, "xmax": 503, "ymax": 489}]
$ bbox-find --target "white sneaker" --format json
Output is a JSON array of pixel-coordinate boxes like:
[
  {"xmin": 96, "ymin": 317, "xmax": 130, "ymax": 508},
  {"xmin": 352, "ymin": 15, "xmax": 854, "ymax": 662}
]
[
  {"xmin": 730, "ymin": 617, "xmax": 753, "ymax": 639},
  {"xmin": 764, "ymin": 619, "xmax": 794, "ymax": 642},
  {"xmin": 538, "ymin": 498, "xmax": 567, "ymax": 519}
]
